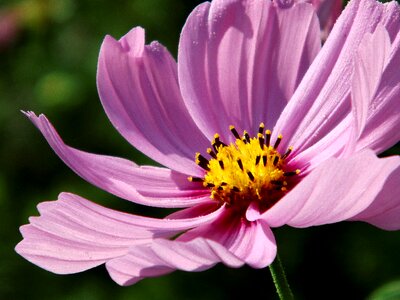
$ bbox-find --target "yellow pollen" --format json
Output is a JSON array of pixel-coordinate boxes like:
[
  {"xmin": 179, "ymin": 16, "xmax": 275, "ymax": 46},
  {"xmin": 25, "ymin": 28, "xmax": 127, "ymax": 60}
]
[{"xmin": 191, "ymin": 124, "xmax": 300, "ymax": 210}]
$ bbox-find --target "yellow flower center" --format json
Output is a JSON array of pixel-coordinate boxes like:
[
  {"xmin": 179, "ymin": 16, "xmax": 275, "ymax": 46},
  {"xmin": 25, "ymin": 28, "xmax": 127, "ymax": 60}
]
[{"xmin": 189, "ymin": 123, "xmax": 300, "ymax": 212}]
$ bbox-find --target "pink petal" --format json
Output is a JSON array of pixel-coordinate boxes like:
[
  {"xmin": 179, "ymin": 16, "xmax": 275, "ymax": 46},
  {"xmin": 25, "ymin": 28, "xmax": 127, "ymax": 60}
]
[
  {"xmin": 354, "ymin": 28, "xmax": 400, "ymax": 153},
  {"xmin": 106, "ymin": 237, "xmax": 244, "ymax": 286},
  {"xmin": 245, "ymin": 201, "xmax": 261, "ymax": 222},
  {"xmin": 178, "ymin": 0, "xmax": 320, "ymax": 140},
  {"xmin": 274, "ymin": 0, "xmax": 400, "ymax": 159},
  {"xmin": 351, "ymin": 25, "xmax": 391, "ymax": 141},
  {"xmin": 97, "ymin": 27, "xmax": 209, "ymax": 175},
  {"xmin": 261, "ymin": 150, "xmax": 400, "ymax": 228},
  {"xmin": 297, "ymin": 0, "xmax": 342, "ymax": 40},
  {"xmin": 16, "ymin": 193, "xmax": 225, "ymax": 274},
  {"xmin": 350, "ymin": 157, "xmax": 400, "ymax": 230},
  {"xmin": 105, "ymin": 244, "xmax": 175, "ymax": 286},
  {"xmin": 24, "ymin": 111, "xmax": 209, "ymax": 208},
  {"xmin": 179, "ymin": 210, "xmax": 277, "ymax": 268}
]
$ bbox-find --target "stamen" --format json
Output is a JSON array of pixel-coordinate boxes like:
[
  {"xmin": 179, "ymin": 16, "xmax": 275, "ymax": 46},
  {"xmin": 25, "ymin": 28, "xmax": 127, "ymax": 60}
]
[
  {"xmin": 271, "ymin": 180, "xmax": 283, "ymax": 185},
  {"xmin": 206, "ymin": 183, "xmax": 215, "ymax": 188},
  {"xmin": 282, "ymin": 146, "xmax": 293, "ymax": 160},
  {"xmin": 188, "ymin": 176, "xmax": 204, "ymax": 182},
  {"xmin": 258, "ymin": 133, "xmax": 264, "ymax": 149},
  {"xmin": 229, "ymin": 125, "xmax": 241, "ymax": 140},
  {"xmin": 243, "ymin": 131, "xmax": 250, "ymax": 143},
  {"xmin": 265, "ymin": 130, "xmax": 271, "ymax": 147},
  {"xmin": 284, "ymin": 169, "xmax": 300, "ymax": 177},
  {"xmin": 274, "ymin": 134, "xmax": 283, "ymax": 150},
  {"xmin": 218, "ymin": 160, "xmax": 224, "ymax": 169},
  {"xmin": 258, "ymin": 122, "xmax": 265, "ymax": 134},
  {"xmin": 232, "ymin": 186, "xmax": 240, "ymax": 192},
  {"xmin": 207, "ymin": 148, "xmax": 217, "ymax": 159},
  {"xmin": 273, "ymin": 156, "xmax": 279, "ymax": 166},
  {"xmin": 247, "ymin": 171, "xmax": 255, "ymax": 181},
  {"xmin": 213, "ymin": 134, "xmax": 226, "ymax": 151},
  {"xmin": 195, "ymin": 152, "xmax": 210, "ymax": 171},
  {"xmin": 262, "ymin": 155, "xmax": 267, "ymax": 166},
  {"xmin": 237, "ymin": 158, "xmax": 244, "ymax": 171},
  {"xmin": 255, "ymin": 155, "xmax": 261, "ymax": 165}
]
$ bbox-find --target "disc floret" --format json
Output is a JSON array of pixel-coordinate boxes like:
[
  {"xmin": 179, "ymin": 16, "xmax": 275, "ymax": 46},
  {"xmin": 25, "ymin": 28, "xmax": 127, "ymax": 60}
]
[{"xmin": 190, "ymin": 123, "xmax": 300, "ymax": 211}]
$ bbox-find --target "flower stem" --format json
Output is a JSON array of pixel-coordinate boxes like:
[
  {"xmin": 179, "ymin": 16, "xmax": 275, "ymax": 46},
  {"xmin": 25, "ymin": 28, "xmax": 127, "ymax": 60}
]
[{"xmin": 269, "ymin": 254, "xmax": 294, "ymax": 300}]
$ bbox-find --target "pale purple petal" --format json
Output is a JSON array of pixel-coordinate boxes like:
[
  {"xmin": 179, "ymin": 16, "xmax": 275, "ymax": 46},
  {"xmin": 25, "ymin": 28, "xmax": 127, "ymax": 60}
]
[
  {"xmin": 16, "ymin": 193, "xmax": 225, "ymax": 274},
  {"xmin": 295, "ymin": 0, "xmax": 342, "ymax": 40},
  {"xmin": 350, "ymin": 158, "xmax": 400, "ymax": 230},
  {"xmin": 261, "ymin": 151, "xmax": 400, "ymax": 228},
  {"xmin": 24, "ymin": 111, "xmax": 209, "ymax": 208},
  {"xmin": 351, "ymin": 25, "xmax": 391, "ymax": 140},
  {"xmin": 179, "ymin": 210, "xmax": 277, "ymax": 268},
  {"xmin": 274, "ymin": 0, "xmax": 400, "ymax": 159},
  {"xmin": 106, "ymin": 238, "xmax": 244, "ymax": 286},
  {"xmin": 97, "ymin": 27, "xmax": 209, "ymax": 175},
  {"xmin": 178, "ymin": 0, "xmax": 320, "ymax": 140},
  {"xmin": 354, "ymin": 26, "xmax": 400, "ymax": 153},
  {"xmin": 106, "ymin": 244, "xmax": 175, "ymax": 286},
  {"xmin": 245, "ymin": 201, "xmax": 261, "ymax": 222}
]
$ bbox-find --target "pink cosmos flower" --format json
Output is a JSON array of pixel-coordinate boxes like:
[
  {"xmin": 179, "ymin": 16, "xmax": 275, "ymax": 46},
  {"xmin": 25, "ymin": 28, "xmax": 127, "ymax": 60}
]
[{"xmin": 16, "ymin": 0, "xmax": 400, "ymax": 286}]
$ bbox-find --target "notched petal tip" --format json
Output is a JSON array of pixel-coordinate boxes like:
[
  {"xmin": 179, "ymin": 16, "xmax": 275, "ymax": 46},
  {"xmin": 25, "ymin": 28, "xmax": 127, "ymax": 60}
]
[
  {"xmin": 100, "ymin": 27, "xmax": 146, "ymax": 57},
  {"xmin": 274, "ymin": 0, "xmax": 295, "ymax": 9}
]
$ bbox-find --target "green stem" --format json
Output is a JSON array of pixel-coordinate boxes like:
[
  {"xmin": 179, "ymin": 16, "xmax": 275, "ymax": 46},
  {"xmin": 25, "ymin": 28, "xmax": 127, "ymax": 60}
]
[{"xmin": 269, "ymin": 254, "xmax": 294, "ymax": 300}]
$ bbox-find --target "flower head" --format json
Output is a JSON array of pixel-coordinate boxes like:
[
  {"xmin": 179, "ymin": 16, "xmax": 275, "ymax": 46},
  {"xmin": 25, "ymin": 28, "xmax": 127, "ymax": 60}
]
[{"xmin": 16, "ymin": 0, "xmax": 400, "ymax": 286}]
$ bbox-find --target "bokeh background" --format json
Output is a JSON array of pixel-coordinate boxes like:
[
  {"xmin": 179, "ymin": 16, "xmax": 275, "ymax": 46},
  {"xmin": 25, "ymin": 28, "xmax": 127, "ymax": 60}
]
[{"xmin": 1, "ymin": 0, "xmax": 399, "ymax": 299}]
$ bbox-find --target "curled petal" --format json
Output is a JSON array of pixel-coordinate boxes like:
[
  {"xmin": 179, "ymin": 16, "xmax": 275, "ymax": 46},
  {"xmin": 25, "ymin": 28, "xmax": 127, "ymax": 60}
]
[
  {"xmin": 178, "ymin": 0, "xmax": 320, "ymax": 140},
  {"xmin": 15, "ymin": 193, "xmax": 225, "ymax": 274},
  {"xmin": 97, "ymin": 27, "xmax": 209, "ymax": 176},
  {"xmin": 261, "ymin": 151, "xmax": 400, "ymax": 228},
  {"xmin": 24, "ymin": 111, "xmax": 209, "ymax": 208},
  {"xmin": 179, "ymin": 210, "xmax": 277, "ymax": 268},
  {"xmin": 106, "ymin": 237, "xmax": 244, "ymax": 286}
]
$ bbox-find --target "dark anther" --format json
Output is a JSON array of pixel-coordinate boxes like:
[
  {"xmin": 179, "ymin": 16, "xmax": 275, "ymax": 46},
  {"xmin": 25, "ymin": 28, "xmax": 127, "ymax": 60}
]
[
  {"xmin": 255, "ymin": 155, "xmax": 261, "ymax": 165},
  {"xmin": 218, "ymin": 160, "xmax": 224, "ymax": 169},
  {"xmin": 213, "ymin": 135, "xmax": 227, "ymax": 151},
  {"xmin": 206, "ymin": 183, "xmax": 215, "ymax": 188},
  {"xmin": 271, "ymin": 180, "xmax": 283, "ymax": 185},
  {"xmin": 284, "ymin": 170, "xmax": 299, "ymax": 177},
  {"xmin": 189, "ymin": 177, "xmax": 204, "ymax": 182},
  {"xmin": 282, "ymin": 147, "xmax": 293, "ymax": 160},
  {"xmin": 258, "ymin": 133, "xmax": 264, "ymax": 149},
  {"xmin": 232, "ymin": 186, "xmax": 240, "ymax": 192},
  {"xmin": 265, "ymin": 130, "xmax": 271, "ymax": 147},
  {"xmin": 244, "ymin": 131, "xmax": 251, "ymax": 143},
  {"xmin": 262, "ymin": 155, "xmax": 267, "ymax": 166},
  {"xmin": 273, "ymin": 135, "xmax": 282, "ymax": 150},
  {"xmin": 237, "ymin": 159, "xmax": 244, "ymax": 171},
  {"xmin": 258, "ymin": 123, "xmax": 265, "ymax": 134},
  {"xmin": 230, "ymin": 125, "xmax": 241, "ymax": 139},
  {"xmin": 273, "ymin": 156, "xmax": 279, "ymax": 166},
  {"xmin": 247, "ymin": 171, "xmax": 255, "ymax": 181},
  {"xmin": 196, "ymin": 153, "xmax": 210, "ymax": 171},
  {"xmin": 207, "ymin": 148, "xmax": 217, "ymax": 159}
]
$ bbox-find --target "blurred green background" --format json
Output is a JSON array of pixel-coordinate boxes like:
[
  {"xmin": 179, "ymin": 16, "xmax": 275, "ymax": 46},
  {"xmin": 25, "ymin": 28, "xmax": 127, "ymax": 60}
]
[{"xmin": 1, "ymin": 0, "xmax": 399, "ymax": 299}]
